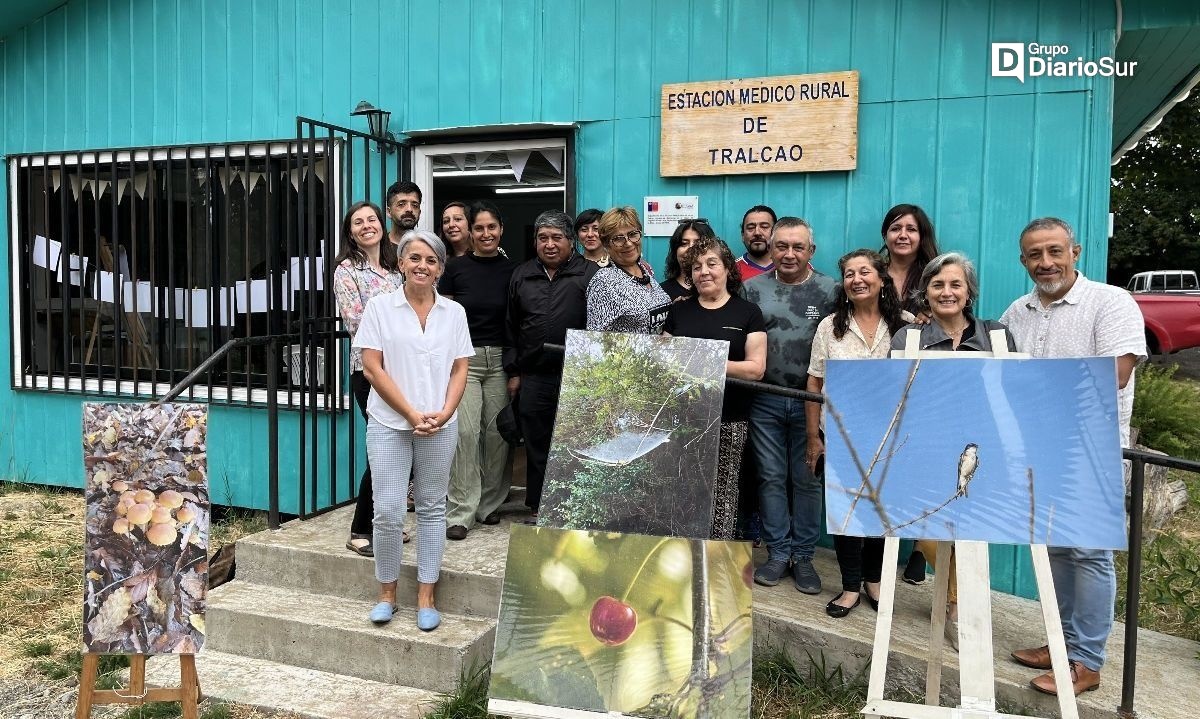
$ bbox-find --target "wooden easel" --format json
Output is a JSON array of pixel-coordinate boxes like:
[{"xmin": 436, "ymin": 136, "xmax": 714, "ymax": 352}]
[
  {"xmin": 75, "ymin": 652, "xmax": 201, "ymax": 719},
  {"xmin": 861, "ymin": 330, "xmax": 1080, "ymax": 719}
]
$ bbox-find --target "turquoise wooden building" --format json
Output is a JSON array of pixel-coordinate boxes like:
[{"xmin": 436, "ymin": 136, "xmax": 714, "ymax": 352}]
[{"xmin": 2, "ymin": 0, "xmax": 1198, "ymax": 597}]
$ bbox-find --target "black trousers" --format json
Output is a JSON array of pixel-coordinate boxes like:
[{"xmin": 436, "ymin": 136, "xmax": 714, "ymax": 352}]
[
  {"xmin": 517, "ymin": 374, "xmax": 561, "ymax": 513},
  {"xmin": 833, "ymin": 536, "xmax": 885, "ymax": 592},
  {"xmin": 349, "ymin": 371, "xmax": 374, "ymax": 536}
]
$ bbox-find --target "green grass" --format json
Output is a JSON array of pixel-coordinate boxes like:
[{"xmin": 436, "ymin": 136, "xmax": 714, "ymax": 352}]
[{"xmin": 422, "ymin": 664, "xmax": 492, "ymax": 719}]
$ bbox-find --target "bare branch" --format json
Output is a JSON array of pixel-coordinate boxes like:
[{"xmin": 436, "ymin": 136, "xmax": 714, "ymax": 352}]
[
  {"xmin": 1027, "ymin": 467, "xmax": 1036, "ymax": 545},
  {"xmin": 837, "ymin": 358, "xmax": 922, "ymax": 532}
]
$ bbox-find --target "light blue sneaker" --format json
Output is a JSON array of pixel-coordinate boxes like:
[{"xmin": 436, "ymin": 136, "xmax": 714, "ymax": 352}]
[
  {"xmin": 369, "ymin": 602, "xmax": 396, "ymax": 625},
  {"xmin": 417, "ymin": 607, "xmax": 441, "ymax": 631}
]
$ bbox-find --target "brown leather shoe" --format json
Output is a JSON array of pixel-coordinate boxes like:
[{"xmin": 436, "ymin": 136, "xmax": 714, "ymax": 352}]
[
  {"xmin": 1030, "ymin": 661, "xmax": 1100, "ymax": 696},
  {"xmin": 1011, "ymin": 644, "xmax": 1052, "ymax": 670}
]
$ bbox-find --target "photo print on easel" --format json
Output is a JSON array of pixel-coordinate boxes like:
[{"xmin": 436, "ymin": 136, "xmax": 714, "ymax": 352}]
[
  {"xmin": 538, "ymin": 330, "xmax": 728, "ymax": 539},
  {"xmin": 82, "ymin": 403, "xmax": 210, "ymax": 654},
  {"xmin": 823, "ymin": 357, "xmax": 1126, "ymax": 549},
  {"xmin": 488, "ymin": 525, "xmax": 752, "ymax": 719}
]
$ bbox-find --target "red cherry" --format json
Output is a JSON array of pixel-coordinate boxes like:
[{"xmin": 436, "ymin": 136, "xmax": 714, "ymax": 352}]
[
  {"xmin": 742, "ymin": 562, "xmax": 754, "ymax": 589},
  {"xmin": 589, "ymin": 595, "xmax": 637, "ymax": 646}
]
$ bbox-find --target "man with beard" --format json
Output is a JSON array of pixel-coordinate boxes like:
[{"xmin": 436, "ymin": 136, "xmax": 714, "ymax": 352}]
[
  {"xmin": 385, "ymin": 180, "xmax": 422, "ymax": 244},
  {"xmin": 1002, "ymin": 217, "xmax": 1145, "ymax": 696},
  {"xmin": 504, "ymin": 210, "xmax": 598, "ymax": 520},
  {"xmin": 735, "ymin": 205, "xmax": 776, "ymax": 280}
]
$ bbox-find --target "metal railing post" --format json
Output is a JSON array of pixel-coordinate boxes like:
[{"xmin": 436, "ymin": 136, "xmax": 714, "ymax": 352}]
[
  {"xmin": 267, "ymin": 337, "xmax": 280, "ymax": 530},
  {"xmin": 1120, "ymin": 456, "xmax": 1146, "ymax": 718}
]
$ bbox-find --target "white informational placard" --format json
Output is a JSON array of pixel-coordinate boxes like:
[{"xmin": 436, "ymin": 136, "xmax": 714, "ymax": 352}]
[{"xmin": 642, "ymin": 196, "xmax": 700, "ymax": 236}]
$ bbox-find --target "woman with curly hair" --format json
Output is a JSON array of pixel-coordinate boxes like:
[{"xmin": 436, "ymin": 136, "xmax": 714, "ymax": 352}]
[{"xmin": 805, "ymin": 249, "xmax": 910, "ymax": 618}]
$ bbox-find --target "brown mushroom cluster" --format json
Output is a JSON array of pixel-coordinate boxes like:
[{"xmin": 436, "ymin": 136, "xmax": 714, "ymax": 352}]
[{"xmin": 109, "ymin": 484, "xmax": 202, "ymax": 548}]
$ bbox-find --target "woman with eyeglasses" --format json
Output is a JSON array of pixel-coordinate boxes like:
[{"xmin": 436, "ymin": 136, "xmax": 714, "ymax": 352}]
[
  {"xmin": 661, "ymin": 219, "xmax": 716, "ymax": 302},
  {"xmin": 585, "ymin": 206, "xmax": 672, "ymax": 334}
]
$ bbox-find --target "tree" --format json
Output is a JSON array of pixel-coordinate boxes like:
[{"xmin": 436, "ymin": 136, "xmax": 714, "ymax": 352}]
[{"xmin": 1109, "ymin": 92, "xmax": 1200, "ymax": 286}]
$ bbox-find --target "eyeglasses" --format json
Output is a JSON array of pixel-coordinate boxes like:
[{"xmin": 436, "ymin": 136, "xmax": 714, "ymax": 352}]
[{"xmin": 608, "ymin": 229, "xmax": 642, "ymax": 246}]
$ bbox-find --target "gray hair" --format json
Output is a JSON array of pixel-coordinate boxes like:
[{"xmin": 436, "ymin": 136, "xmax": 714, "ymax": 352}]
[
  {"xmin": 534, "ymin": 210, "xmax": 576, "ymax": 243},
  {"xmin": 396, "ymin": 229, "xmax": 447, "ymax": 267},
  {"xmin": 918, "ymin": 251, "xmax": 979, "ymax": 309},
  {"xmin": 771, "ymin": 216, "xmax": 813, "ymax": 241},
  {"xmin": 1020, "ymin": 217, "xmax": 1078, "ymax": 247}
]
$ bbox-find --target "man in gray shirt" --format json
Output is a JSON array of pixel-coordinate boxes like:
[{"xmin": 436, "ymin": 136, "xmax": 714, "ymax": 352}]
[
  {"xmin": 1002, "ymin": 217, "xmax": 1146, "ymax": 696},
  {"xmin": 742, "ymin": 217, "xmax": 838, "ymax": 592}
]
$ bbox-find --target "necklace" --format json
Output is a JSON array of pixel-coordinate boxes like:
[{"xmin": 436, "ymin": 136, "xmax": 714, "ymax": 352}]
[
  {"xmin": 774, "ymin": 268, "xmax": 812, "ymax": 286},
  {"xmin": 617, "ymin": 260, "xmax": 651, "ymax": 286}
]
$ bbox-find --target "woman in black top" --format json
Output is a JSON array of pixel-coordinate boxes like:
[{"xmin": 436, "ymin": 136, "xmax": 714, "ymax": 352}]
[
  {"xmin": 438, "ymin": 201, "xmax": 516, "ymax": 539},
  {"xmin": 662, "ymin": 237, "xmax": 766, "ymax": 539},
  {"xmin": 879, "ymin": 203, "xmax": 941, "ymax": 317},
  {"xmin": 661, "ymin": 219, "xmax": 716, "ymax": 302}
]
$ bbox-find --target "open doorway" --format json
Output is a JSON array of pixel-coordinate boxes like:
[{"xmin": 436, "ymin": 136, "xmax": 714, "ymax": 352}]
[{"xmin": 412, "ymin": 138, "xmax": 568, "ymax": 264}]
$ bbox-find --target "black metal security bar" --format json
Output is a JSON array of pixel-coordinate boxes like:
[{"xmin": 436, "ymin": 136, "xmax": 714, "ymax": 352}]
[{"xmin": 8, "ymin": 141, "xmax": 337, "ymax": 404}]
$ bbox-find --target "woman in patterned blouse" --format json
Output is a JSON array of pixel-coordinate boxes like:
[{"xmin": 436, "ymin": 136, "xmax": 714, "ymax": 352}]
[
  {"xmin": 332, "ymin": 200, "xmax": 405, "ymax": 557},
  {"xmin": 585, "ymin": 206, "xmax": 672, "ymax": 334}
]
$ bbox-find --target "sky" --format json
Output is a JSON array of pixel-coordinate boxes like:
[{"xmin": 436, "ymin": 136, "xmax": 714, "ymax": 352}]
[{"xmin": 824, "ymin": 357, "xmax": 1125, "ymax": 550}]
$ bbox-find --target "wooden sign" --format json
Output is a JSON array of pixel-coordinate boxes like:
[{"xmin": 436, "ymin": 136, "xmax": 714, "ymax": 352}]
[{"xmin": 660, "ymin": 71, "xmax": 859, "ymax": 177}]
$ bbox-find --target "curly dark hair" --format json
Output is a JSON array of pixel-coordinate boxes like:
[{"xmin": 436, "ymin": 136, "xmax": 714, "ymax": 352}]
[
  {"xmin": 665, "ymin": 220, "xmax": 717, "ymax": 281},
  {"xmin": 681, "ymin": 236, "xmax": 742, "ymax": 295},
  {"xmin": 831, "ymin": 249, "xmax": 905, "ymax": 340}
]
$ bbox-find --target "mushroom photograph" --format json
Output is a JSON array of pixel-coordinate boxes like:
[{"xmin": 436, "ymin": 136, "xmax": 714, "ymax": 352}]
[{"xmin": 81, "ymin": 403, "xmax": 210, "ymax": 654}]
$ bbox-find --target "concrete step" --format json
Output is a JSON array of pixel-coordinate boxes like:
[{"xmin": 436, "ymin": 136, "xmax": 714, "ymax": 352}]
[
  {"xmin": 144, "ymin": 650, "xmax": 441, "ymax": 719},
  {"xmin": 205, "ymin": 580, "xmax": 495, "ymax": 694},
  {"xmin": 236, "ymin": 506, "xmax": 508, "ymax": 618}
]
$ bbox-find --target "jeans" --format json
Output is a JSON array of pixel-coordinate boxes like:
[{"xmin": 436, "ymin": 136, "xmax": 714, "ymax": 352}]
[
  {"xmin": 749, "ymin": 392, "xmax": 822, "ymax": 563},
  {"xmin": 1048, "ymin": 546, "xmax": 1115, "ymax": 671}
]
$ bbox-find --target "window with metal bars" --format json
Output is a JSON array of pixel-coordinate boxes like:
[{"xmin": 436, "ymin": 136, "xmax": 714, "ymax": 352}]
[{"xmin": 8, "ymin": 141, "xmax": 338, "ymax": 404}]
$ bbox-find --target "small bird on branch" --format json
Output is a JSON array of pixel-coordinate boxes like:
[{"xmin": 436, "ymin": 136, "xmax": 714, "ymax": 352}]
[{"xmin": 956, "ymin": 443, "xmax": 979, "ymax": 498}]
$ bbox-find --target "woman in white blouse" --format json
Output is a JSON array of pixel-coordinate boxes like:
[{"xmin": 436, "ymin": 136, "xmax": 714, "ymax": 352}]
[
  {"xmin": 804, "ymin": 249, "xmax": 910, "ymax": 619},
  {"xmin": 353, "ymin": 230, "xmax": 474, "ymax": 631}
]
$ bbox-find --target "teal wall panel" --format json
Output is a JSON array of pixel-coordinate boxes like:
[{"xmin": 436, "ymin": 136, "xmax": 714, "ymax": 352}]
[{"xmin": 1, "ymin": 0, "xmax": 1146, "ymax": 600}]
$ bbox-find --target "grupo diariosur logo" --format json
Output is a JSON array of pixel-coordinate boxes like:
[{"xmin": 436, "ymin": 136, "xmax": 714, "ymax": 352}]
[{"xmin": 991, "ymin": 42, "xmax": 1137, "ymax": 82}]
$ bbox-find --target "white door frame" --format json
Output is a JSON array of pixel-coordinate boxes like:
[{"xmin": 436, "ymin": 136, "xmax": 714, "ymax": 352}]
[{"xmin": 410, "ymin": 137, "xmax": 568, "ymax": 231}]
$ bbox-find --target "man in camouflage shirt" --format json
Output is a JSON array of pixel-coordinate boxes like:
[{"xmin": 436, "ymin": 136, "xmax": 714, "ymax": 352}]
[{"xmin": 742, "ymin": 217, "xmax": 838, "ymax": 593}]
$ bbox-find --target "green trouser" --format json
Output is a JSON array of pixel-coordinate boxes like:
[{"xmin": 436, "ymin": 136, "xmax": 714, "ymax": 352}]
[{"xmin": 445, "ymin": 346, "xmax": 511, "ymax": 530}]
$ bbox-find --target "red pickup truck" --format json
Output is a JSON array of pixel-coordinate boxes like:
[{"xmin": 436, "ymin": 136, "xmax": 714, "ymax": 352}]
[{"xmin": 1134, "ymin": 292, "xmax": 1200, "ymax": 354}]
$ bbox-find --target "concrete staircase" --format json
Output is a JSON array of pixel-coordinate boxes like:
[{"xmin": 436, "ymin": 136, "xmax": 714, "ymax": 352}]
[
  {"xmin": 145, "ymin": 505, "xmax": 1200, "ymax": 719},
  {"xmin": 146, "ymin": 505, "xmax": 511, "ymax": 719}
]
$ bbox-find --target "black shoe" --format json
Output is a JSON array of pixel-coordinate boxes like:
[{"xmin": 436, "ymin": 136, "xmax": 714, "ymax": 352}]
[
  {"xmin": 479, "ymin": 512, "xmax": 501, "ymax": 525},
  {"xmin": 753, "ymin": 559, "xmax": 789, "ymax": 587},
  {"xmin": 791, "ymin": 558, "xmax": 822, "ymax": 594},
  {"xmin": 825, "ymin": 592, "xmax": 861, "ymax": 618},
  {"xmin": 864, "ymin": 590, "xmax": 879, "ymax": 611},
  {"xmin": 903, "ymin": 551, "xmax": 927, "ymax": 585},
  {"xmin": 345, "ymin": 534, "xmax": 373, "ymax": 557},
  {"xmin": 446, "ymin": 525, "xmax": 468, "ymax": 540}
]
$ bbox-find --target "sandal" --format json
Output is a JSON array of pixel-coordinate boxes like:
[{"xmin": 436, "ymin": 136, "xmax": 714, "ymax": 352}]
[
  {"xmin": 346, "ymin": 534, "xmax": 374, "ymax": 557},
  {"xmin": 403, "ymin": 530, "xmax": 411, "ymax": 544},
  {"xmin": 521, "ymin": 513, "xmax": 539, "ymax": 526}
]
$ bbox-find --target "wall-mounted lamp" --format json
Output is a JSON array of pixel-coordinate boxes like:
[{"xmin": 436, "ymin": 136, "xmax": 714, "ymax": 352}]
[{"xmin": 351, "ymin": 100, "xmax": 395, "ymax": 150}]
